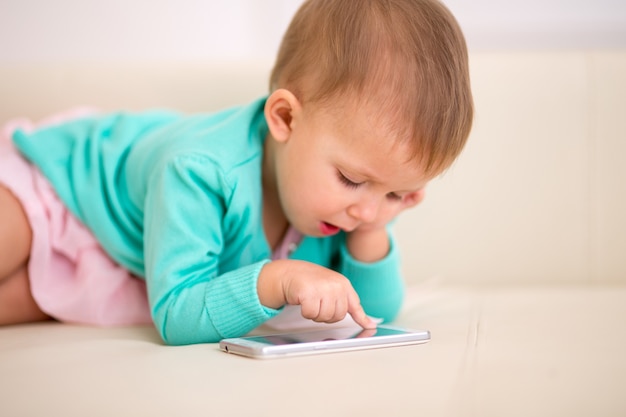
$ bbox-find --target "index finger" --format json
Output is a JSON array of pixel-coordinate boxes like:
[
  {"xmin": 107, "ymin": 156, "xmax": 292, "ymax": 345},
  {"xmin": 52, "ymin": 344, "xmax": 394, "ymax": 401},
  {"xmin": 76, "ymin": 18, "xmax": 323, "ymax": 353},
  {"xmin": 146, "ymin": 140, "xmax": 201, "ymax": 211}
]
[{"xmin": 347, "ymin": 296, "xmax": 377, "ymax": 329}]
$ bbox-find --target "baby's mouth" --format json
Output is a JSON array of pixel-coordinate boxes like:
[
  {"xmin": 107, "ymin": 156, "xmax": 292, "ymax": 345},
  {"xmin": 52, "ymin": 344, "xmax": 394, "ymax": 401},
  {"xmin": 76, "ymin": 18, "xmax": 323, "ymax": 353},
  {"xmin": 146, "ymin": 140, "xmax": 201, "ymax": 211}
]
[{"xmin": 319, "ymin": 222, "xmax": 341, "ymax": 236}]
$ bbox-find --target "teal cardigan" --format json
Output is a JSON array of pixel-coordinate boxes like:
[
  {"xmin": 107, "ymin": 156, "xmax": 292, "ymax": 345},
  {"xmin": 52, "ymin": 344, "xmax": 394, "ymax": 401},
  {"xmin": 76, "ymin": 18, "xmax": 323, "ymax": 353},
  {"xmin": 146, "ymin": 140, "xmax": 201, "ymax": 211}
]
[{"xmin": 13, "ymin": 98, "xmax": 405, "ymax": 345}]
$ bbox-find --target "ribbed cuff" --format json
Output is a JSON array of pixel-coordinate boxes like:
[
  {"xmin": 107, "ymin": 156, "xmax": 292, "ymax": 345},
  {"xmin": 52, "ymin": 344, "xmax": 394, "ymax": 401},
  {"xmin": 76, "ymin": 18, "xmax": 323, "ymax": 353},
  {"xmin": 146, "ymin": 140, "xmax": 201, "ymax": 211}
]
[{"xmin": 204, "ymin": 259, "xmax": 282, "ymax": 338}]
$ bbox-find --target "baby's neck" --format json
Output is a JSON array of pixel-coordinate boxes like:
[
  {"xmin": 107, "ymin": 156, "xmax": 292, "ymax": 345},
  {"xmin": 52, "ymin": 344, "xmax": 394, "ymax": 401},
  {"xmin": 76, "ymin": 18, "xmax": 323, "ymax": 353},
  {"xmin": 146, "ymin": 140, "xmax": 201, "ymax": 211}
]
[{"xmin": 261, "ymin": 135, "xmax": 288, "ymax": 250}]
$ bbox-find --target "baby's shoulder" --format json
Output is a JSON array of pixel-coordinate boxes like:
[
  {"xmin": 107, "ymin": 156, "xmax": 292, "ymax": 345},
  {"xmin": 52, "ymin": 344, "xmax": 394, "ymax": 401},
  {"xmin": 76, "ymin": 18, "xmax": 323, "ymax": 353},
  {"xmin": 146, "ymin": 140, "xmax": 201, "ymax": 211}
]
[{"xmin": 126, "ymin": 98, "xmax": 267, "ymax": 190}]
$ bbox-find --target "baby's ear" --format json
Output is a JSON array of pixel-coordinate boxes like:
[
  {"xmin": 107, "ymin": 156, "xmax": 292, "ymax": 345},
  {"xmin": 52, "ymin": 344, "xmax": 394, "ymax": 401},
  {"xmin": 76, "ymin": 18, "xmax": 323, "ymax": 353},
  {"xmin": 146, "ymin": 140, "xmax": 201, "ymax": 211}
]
[
  {"xmin": 264, "ymin": 89, "xmax": 301, "ymax": 143},
  {"xmin": 402, "ymin": 188, "xmax": 426, "ymax": 208}
]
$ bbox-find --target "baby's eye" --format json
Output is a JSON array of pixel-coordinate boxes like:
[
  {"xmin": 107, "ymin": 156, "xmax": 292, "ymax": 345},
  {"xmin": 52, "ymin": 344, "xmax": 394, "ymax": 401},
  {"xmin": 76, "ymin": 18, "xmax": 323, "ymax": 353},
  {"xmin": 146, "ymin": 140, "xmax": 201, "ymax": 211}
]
[
  {"xmin": 386, "ymin": 192, "xmax": 402, "ymax": 201},
  {"xmin": 337, "ymin": 171, "xmax": 362, "ymax": 189}
]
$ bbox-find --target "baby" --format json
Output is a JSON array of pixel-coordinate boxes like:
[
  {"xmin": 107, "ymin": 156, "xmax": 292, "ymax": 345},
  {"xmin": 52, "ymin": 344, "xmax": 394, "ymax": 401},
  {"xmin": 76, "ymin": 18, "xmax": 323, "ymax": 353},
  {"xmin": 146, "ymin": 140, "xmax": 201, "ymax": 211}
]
[{"xmin": 0, "ymin": 0, "xmax": 473, "ymax": 345}]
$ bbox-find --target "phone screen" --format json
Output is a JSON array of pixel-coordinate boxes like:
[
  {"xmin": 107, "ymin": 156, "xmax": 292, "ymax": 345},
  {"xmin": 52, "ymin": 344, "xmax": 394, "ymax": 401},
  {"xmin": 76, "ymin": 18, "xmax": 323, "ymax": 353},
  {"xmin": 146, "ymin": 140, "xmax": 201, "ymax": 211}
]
[{"xmin": 242, "ymin": 326, "xmax": 407, "ymax": 346}]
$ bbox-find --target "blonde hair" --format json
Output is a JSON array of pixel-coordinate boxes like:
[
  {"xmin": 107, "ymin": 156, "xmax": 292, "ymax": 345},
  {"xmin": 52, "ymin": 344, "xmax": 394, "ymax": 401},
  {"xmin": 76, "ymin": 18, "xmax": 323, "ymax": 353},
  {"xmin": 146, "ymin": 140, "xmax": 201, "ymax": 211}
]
[{"xmin": 270, "ymin": 0, "xmax": 474, "ymax": 176}]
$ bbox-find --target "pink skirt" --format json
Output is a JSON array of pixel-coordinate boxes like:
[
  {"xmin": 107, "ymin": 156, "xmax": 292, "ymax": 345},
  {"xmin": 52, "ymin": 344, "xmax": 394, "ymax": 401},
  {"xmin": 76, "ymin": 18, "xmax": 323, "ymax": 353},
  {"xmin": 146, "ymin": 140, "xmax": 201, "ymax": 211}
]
[{"xmin": 0, "ymin": 110, "xmax": 152, "ymax": 326}]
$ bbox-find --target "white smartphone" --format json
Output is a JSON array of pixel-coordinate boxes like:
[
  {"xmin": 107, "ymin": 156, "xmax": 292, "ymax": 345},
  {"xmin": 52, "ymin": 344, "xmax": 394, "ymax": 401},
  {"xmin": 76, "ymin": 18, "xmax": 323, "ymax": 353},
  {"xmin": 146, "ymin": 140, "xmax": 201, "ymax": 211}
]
[{"xmin": 219, "ymin": 325, "xmax": 430, "ymax": 359}]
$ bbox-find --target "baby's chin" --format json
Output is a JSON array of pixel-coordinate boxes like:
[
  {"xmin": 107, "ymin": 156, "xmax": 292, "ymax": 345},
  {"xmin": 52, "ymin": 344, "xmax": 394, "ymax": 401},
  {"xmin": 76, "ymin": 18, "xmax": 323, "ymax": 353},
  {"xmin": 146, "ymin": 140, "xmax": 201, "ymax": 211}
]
[{"xmin": 345, "ymin": 223, "xmax": 387, "ymax": 234}]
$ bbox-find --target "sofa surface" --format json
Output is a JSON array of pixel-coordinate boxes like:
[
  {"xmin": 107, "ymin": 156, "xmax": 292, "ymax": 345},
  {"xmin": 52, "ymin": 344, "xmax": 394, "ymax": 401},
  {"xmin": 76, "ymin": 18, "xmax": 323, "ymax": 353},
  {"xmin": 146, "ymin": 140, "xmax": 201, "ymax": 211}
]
[{"xmin": 1, "ymin": 285, "xmax": 625, "ymax": 417}]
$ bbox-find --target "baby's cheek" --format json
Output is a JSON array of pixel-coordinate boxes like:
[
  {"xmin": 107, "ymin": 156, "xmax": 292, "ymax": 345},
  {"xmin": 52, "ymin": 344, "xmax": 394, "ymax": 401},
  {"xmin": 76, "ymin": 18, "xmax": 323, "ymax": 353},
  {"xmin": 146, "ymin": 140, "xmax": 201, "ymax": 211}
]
[{"xmin": 377, "ymin": 204, "xmax": 404, "ymax": 224}]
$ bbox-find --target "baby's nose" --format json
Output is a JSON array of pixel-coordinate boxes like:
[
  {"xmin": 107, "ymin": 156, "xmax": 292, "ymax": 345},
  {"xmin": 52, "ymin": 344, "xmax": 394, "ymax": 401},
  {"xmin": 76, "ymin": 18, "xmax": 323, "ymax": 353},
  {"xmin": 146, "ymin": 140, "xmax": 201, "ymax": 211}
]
[{"xmin": 348, "ymin": 199, "xmax": 380, "ymax": 223}]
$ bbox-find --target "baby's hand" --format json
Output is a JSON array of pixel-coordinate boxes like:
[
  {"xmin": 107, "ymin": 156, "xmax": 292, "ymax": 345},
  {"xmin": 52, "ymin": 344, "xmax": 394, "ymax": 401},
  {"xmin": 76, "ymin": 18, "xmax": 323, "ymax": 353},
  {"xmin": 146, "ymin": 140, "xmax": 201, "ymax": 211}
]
[
  {"xmin": 257, "ymin": 260, "xmax": 376, "ymax": 329},
  {"xmin": 346, "ymin": 188, "xmax": 426, "ymax": 262}
]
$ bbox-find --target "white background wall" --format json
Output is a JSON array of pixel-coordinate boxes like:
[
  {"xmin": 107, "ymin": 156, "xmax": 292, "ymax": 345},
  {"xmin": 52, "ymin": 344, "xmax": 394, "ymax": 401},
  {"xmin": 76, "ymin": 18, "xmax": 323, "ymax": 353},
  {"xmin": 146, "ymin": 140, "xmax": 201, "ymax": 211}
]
[{"xmin": 1, "ymin": 0, "xmax": 625, "ymax": 64}]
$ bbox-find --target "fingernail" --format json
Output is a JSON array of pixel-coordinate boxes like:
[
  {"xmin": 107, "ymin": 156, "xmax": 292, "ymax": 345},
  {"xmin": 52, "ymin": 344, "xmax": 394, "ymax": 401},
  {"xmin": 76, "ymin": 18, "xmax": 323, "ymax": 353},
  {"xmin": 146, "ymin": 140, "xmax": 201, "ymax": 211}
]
[{"xmin": 365, "ymin": 319, "xmax": 378, "ymax": 329}]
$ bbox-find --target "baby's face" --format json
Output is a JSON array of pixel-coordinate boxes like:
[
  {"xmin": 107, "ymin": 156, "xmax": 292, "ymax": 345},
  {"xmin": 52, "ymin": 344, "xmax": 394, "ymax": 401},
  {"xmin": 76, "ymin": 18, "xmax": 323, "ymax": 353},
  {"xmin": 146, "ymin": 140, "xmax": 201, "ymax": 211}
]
[{"xmin": 273, "ymin": 99, "xmax": 429, "ymax": 237}]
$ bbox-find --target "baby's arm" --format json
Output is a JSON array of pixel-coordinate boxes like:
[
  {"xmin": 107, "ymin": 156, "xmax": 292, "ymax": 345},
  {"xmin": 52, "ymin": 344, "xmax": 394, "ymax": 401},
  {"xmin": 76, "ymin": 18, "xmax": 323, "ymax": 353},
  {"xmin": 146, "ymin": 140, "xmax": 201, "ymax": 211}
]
[
  {"xmin": 143, "ymin": 157, "xmax": 282, "ymax": 345},
  {"xmin": 337, "ymin": 228, "xmax": 404, "ymax": 322}
]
